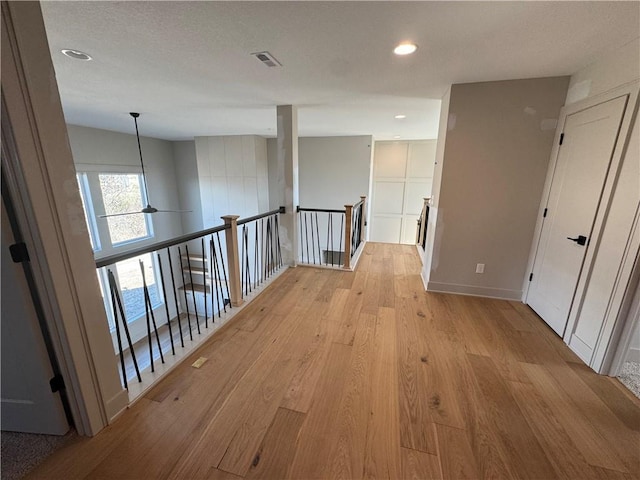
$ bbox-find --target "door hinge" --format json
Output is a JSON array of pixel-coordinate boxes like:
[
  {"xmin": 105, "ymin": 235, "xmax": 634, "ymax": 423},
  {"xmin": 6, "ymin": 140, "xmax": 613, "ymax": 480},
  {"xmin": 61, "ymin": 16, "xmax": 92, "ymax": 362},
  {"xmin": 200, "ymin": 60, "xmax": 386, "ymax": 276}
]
[
  {"xmin": 9, "ymin": 242, "xmax": 30, "ymax": 263},
  {"xmin": 529, "ymin": 273, "xmax": 534, "ymax": 282},
  {"xmin": 559, "ymin": 133, "xmax": 564, "ymax": 145},
  {"xmin": 50, "ymin": 374, "xmax": 65, "ymax": 393},
  {"xmin": 543, "ymin": 208, "xmax": 548, "ymax": 218}
]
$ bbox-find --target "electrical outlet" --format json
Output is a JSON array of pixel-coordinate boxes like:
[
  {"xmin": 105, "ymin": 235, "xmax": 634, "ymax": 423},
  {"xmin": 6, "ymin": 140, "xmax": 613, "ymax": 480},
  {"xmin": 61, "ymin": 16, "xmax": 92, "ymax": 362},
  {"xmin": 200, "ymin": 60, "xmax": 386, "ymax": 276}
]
[{"xmin": 476, "ymin": 263, "xmax": 485, "ymax": 274}]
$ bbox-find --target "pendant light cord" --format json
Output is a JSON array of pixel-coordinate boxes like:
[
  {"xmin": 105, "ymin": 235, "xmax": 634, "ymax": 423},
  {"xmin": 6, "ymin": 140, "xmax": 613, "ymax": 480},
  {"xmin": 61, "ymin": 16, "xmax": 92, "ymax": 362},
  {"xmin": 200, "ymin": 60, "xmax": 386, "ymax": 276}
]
[{"xmin": 132, "ymin": 113, "xmax": 152, "ymax": 205}]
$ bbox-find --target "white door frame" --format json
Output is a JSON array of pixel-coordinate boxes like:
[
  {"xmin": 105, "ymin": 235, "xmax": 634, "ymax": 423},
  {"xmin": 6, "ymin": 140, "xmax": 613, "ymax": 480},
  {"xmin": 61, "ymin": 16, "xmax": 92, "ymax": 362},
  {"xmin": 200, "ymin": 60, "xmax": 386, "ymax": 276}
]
[
  {"xmin": 2, "ymin": 2, "xmax": 127, "ymax": 435},
  {"xmin": 523, "ymin": 81, "xmax": 640, "ymax": 373}
]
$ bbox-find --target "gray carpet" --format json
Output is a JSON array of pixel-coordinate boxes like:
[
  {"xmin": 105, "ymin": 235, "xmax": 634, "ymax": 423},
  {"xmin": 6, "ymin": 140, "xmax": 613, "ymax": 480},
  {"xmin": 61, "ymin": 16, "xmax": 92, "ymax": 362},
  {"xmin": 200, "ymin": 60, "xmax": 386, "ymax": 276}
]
[
  {"xmin": 1, "ymin": 430, "xmax": 75, "ymax": 480},
  {"xmin": 617, "ymin": 361, "xmax": 640, "ymax": 400}
]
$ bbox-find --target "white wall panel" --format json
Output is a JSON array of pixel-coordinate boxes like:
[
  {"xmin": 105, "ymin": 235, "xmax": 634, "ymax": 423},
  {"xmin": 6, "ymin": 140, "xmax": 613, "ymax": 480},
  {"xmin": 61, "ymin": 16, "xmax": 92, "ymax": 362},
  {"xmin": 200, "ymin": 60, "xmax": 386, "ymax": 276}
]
[
  {"xmin": 373, "ymin": 182, "xmax": 405, "ymax": 214},
  {"xmin": 371, "ymin": 216, "xmax": 402, "ymax": 243},
  {"xmin": 370, "ymin": 140, "xmax": 436, "ymax": 244},
  {"xmin": 374, "ymin": 142, "xmax": 408, "ymax": 178},
  {"xmin": 224, "ymin": 137, "xmax": 243, "ymax": 176}
]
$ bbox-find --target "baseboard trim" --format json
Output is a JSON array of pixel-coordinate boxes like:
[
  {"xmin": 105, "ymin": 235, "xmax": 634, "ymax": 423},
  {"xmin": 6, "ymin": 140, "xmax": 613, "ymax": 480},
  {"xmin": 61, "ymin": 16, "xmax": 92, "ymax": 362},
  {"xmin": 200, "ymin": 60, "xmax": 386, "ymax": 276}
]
[
  {"xmin": 627, "ymin": 347, "xmax": 640, "ymax": 363},
  {"xmin": 121, "ymin": 266, "xmax": 289, "ymax": 413},
  {"xmin": 426, "ymin": 281, "xmax": 522, "ymax": 301},
  {"xmin": 568, "ymin": 334, "xmax": 592, "ymax": 365}
]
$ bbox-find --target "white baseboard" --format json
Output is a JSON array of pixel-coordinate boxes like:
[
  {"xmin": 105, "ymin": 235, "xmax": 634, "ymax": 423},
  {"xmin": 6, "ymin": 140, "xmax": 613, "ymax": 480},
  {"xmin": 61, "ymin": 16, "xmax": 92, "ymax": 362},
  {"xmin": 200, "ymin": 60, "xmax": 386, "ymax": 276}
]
[
  {"xmin": 627, "ymin": 347, "xmax": 640, "ymax": 363},
  {"xmin": 120, "ymin": 266, "xmax": 289, "ymax": 414},
  {"xmin": 568, "ymin": 334, "xmax": 592, "ymax": 365},
  {"xmin": 426, "ymin": 281, "xmax": 522, "ymax": 301}
]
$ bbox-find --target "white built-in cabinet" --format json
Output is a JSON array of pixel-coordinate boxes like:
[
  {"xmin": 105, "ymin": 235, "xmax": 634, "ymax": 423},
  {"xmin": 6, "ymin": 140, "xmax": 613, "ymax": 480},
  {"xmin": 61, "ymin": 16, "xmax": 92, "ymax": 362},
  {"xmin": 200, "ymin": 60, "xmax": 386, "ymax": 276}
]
[{"xmin": 370, "ymin": 140, "xmax": 436, "ymax": 244}]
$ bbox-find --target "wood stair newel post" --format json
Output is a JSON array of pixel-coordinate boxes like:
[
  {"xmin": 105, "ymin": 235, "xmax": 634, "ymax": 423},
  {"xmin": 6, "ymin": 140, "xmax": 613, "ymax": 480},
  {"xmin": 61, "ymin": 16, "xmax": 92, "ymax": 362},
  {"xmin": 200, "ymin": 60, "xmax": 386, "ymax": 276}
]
[{"xmin": 221, "ymin": 215, "xmax": 244, "ymax": 307}]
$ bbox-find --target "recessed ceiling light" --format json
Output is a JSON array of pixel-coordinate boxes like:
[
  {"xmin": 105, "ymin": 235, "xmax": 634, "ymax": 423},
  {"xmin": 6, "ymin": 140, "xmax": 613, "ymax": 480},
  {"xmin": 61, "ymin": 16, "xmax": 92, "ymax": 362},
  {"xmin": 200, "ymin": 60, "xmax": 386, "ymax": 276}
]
[
  {"xmin": 394, "ymin": 43, "xmax": 417, "ymax": 55},
  {"xmin": 61, "ymin": 49, "xmax": 92, "ymax": 61},
  {"xmin": 394, "ymin": 114, "xmax": 406, "ymax": 119},
  {"xmin": 393, "ymin": 135, "xmax": 401, "ymax": 139}
]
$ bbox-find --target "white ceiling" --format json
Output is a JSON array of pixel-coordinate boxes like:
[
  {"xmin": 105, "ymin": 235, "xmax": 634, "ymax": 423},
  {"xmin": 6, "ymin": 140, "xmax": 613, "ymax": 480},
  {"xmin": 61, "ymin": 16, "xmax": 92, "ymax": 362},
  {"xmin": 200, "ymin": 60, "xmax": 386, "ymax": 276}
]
[{"xmin": 41, "ymin": 1, "xmax": 639, "ymax": 141}]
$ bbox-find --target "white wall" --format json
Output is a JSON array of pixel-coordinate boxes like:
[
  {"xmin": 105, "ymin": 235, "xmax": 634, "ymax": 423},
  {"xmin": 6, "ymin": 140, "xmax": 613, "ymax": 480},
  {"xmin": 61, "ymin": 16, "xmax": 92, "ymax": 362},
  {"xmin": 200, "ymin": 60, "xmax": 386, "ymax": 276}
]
[
  {"xmin": 173, "ymin": 140, "xmax": 203, "ymax": 234},
  {"xmin": 423, "ymin": 87, "xmax": 451, "ymax": 285},
  {"xmin": 194, "ymin": 135, "xmax": 269, "ymax": 227},
  {"xmin": 566, "ymin": 37, "xmax": 640, "ymax": 105},
  {"xmin": 423, "ymin": 77, "xmax": 570, "ymax": 300},
  {"xmin": 66, "ymin": 124, "xmax": 184, "ymax": 258}
]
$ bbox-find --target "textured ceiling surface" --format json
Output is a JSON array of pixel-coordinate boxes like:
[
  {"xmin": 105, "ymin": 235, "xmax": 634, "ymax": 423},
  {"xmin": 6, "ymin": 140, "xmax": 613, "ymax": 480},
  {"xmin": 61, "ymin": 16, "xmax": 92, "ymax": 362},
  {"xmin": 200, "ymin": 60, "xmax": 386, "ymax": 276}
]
[{"xmin": 41, "ymin": 1, "xmax": 639, "ymax": 141}]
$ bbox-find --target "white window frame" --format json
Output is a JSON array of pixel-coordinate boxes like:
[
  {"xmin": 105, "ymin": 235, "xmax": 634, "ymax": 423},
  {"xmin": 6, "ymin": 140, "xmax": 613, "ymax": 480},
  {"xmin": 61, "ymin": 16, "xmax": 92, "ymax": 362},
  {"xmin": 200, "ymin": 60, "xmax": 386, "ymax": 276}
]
[{"xmin": 75, "ymin": 167, "xmax": 165, "ymax": 341}]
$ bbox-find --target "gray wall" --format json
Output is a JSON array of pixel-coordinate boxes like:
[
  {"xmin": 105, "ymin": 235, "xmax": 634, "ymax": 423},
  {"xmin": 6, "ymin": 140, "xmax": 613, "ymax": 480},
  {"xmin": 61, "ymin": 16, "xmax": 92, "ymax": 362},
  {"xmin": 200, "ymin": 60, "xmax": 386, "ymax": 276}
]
[
  {"xmin": 172, "ymin": 140, "xmax": 203, "ymax": 234},
  {"xmin": 268, "ymin": 136, "xmax": 372, "ymax": 211},
  {"xmin": 423, "ymin": 77, "xmax": 570, "ymax": 300}
]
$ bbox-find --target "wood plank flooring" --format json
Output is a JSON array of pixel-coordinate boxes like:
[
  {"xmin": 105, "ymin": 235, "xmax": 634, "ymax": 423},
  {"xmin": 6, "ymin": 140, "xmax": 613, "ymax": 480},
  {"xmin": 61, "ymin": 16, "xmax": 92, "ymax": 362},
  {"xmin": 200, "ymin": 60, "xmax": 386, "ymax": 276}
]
[{"xmin": 28, "ymin": 243, "xmax": 640, "ymax": 479}]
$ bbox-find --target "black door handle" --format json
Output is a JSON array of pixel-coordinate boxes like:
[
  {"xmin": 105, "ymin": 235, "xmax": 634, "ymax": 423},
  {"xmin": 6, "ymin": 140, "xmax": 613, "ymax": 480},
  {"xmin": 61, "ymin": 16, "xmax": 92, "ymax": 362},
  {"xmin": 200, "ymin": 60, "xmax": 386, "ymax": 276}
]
[{"xmin": 567, "ymin": 235, "xmax": 587, "ymax": 246}]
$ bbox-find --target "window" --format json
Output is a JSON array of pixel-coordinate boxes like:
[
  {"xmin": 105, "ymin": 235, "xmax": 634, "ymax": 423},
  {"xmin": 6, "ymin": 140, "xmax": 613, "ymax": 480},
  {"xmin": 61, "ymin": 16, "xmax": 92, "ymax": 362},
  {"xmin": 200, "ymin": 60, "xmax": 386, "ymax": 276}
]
[
  {"xmin": 76, "ymin": 173, "xmax": 101, "ymax": 252},
  {"xmin": 114, "ymin": 253, "xmax": 162, "ymax": 321},
  {"xmin": 76, "ymin": 170, "xmax": 163, "ymax": 331},
  {"xmin": 99, "ymin": 173, "xmax": 153, "ymax": 245}
]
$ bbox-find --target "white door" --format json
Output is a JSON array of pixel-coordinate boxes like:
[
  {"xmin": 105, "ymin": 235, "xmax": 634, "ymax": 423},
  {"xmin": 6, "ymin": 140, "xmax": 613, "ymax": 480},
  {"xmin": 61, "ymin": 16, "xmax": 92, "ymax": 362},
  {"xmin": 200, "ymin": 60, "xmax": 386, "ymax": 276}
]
[
  {"xmin": 1, "ymin": 195, "xmax": 70, "ymax": 435},
  {"xmin": 527, "ymin": 96, "xmax": 628, "ymax": 336}
]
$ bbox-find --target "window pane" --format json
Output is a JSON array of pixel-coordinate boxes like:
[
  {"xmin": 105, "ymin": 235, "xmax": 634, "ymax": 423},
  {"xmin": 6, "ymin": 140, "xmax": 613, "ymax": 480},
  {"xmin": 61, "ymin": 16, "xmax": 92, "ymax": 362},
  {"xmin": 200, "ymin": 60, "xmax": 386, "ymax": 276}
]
[
  {"xmin": 76, "ymin": 174, "xmax": 100, "ymax": 251},
  {"xmin": 99, "ymin": 173, "xmax": 150, "ymax": 244},
  {"xmin": 115, "ymin": 253, "xmax": 161, "ymax": 321}
]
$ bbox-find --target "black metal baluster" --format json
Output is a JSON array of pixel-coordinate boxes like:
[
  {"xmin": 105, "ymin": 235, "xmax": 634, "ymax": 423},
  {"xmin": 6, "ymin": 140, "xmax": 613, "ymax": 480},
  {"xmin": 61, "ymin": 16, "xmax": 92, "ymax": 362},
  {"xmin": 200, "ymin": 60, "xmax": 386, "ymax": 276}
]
[
  {"xmin": 329, "ymin": 213, "xmax": 335, "ymax": 267},
  {"xmin": 108, "ymin": 270, "xmax": 141, "ymax": 382},
  {"xmin": 269, "ymin": 215, "xmax": 276, "ymax": 276},
  {"xmin": 178, "ymin": 246, "xmax": 193, "ymax": 341},
  {"xmin": 339, "ymin": 213, "xmax": 344, "ymax": 267},
  {"xmin": 260, "ymin": 219, "xmax": 264, "ymax": 285},
  {"xmin": 327, "ymin": 212, "xmax": 332, "ymax": 266},
  {"xmin": 140, "ymin": 260, "xmax": 164, "ymax": 366},
  {"xmin": 211, "ymin": 237, "xmax": 227, "ymax": 318},
  {"xmin": 244, "ymin": 226, "xmax": 252, "ymax": 294},
  {"xmin": 298, "ymin": 209, "xmax": 303, "ymax": 264},
  {"xmin": 315, "ymin": 212, "xmax": 321, "ymax": 265},
  {"xmin": 210, "ymin": 237, "xmax": 222, "ymax": 317},
  {"xmin": 107, "ymin": 269, "xmax": 128, "ymax": 388},
  {"xmin": 216, "ymin": 232, "xmax": 231, "ymax": 307},
  {"xmin": 139, "ymin": 260, "xmax": 155, "ymax": 373},
  {"xmin": 260, "ymin": 218, "xmax": 269, "ymax": 279},
  {"xmin": 156, "ymin": 253, "xmax": 175, "ymax": 355},
  {"xmin": 275, "ymin": 214, "xmax": 282, "ymax": 267},
  {"xmin": 240, "ymin": 224, "xmax": 246, "ymax": 298},
  {"xmin": 184, "ymin": 244, "xmax": 201, "ymax": 335},
  {"xmin": 167, "ymin": 248, "xmax": 184, "ymax": 348},
  {"xmin": 201, "ymin": 238, "xmax": 208, "ymax": 329},
  {"xmin": 310, "ymin": 212, "xmax": 316, "ymax": 264},
  {"xmin": 254, "ymin": 221, "xmax": 259, "ymax": 288},
  {"xmin": 304, "ymin": 212, "xmax": 311, "ymax": 263},
  {"xmin": 265, "ymin": 217, "xmax": 271, "ymax": 277}
]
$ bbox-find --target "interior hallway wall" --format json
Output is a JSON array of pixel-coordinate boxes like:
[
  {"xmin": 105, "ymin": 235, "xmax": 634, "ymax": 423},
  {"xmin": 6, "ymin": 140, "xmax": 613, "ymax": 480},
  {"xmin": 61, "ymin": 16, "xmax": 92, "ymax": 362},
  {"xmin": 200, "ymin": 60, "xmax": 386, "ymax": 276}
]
[{"xmin": 423, "ymin": 76, "xmax": 570, "ymax": 300}]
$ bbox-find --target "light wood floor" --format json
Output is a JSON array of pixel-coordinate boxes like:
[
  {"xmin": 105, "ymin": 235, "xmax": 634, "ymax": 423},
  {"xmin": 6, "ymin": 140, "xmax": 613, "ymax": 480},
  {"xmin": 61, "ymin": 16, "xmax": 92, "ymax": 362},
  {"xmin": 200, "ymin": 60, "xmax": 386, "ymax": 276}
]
[{"xmin": 29, "ymin": 243, "xmax": 640, "ymax": 479}]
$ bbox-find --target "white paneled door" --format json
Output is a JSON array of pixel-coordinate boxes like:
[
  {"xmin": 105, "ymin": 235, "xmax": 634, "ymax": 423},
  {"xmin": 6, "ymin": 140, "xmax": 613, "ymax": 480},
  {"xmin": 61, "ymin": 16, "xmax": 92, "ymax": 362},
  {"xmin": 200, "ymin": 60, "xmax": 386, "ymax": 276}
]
[
  {"xmin": 527, "ymin": 95, "xmax": 628, "ymax": 336},
  {"xmin": 370, "ymin": 141, "xmax": 435, "ymax": 244},
  {"xmin": 1, "ymin": 195, "xmax": 69, "ymax": 435}
]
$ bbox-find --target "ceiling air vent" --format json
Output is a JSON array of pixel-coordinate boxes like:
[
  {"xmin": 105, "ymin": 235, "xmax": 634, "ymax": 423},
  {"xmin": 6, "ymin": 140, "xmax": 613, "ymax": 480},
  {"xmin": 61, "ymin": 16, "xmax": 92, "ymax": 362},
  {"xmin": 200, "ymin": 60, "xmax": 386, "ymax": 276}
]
[{"xmin": 251, "ymin": 51, "xmax": 282, "ymax": 67}]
